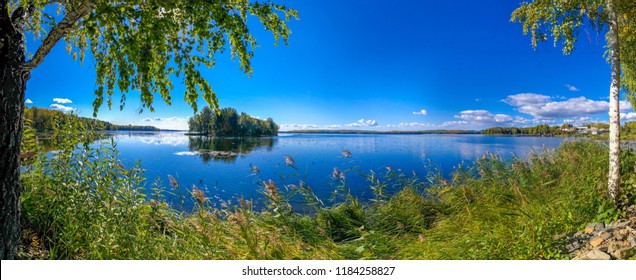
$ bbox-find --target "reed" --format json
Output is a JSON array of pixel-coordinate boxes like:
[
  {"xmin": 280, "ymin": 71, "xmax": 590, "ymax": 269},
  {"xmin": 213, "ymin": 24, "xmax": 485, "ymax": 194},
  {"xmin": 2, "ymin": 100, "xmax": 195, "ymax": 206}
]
[{"xmin": 18, "ymin": 114, "xmax": 636, "ymax": 259}]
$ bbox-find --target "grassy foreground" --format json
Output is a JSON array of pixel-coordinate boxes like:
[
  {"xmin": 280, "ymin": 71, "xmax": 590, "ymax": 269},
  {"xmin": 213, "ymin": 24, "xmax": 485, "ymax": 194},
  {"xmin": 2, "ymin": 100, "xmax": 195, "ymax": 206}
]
[{"xmin": 17, "ymin": 118, "xmax": 636, "ymax": 260}]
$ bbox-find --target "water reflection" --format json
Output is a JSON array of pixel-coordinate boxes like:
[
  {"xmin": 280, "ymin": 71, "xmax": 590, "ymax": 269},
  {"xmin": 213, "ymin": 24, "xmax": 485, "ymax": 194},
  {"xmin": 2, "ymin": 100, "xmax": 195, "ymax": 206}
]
[
  {"xmin": 186, "ymin": 136, "xmax": 277, "ymax": 163},
  {"xmin": 110, "ymin": 132, "xmax": 188, "ymax": 146}
]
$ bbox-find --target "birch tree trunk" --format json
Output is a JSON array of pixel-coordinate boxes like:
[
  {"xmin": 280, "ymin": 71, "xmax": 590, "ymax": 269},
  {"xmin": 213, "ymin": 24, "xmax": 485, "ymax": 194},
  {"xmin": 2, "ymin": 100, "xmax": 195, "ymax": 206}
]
[{"xmin": 606, "ymin": 0, "xmax": 621, "ymax": 207}]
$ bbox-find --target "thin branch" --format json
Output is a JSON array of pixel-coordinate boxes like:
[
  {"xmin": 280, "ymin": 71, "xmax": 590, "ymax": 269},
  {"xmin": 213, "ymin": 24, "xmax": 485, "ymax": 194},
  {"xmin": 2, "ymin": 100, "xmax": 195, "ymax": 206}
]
[{"xmin": 21, "ymin": 1, "xmax": 94, "ymax": 73}]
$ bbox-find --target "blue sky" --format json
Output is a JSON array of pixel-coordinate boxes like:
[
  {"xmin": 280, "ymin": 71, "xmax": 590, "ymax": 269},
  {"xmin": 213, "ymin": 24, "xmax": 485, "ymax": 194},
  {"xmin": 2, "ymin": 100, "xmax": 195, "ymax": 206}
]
[{"xmin": 24, "ymin": 0, "xmax": 636, "ymax": 130}]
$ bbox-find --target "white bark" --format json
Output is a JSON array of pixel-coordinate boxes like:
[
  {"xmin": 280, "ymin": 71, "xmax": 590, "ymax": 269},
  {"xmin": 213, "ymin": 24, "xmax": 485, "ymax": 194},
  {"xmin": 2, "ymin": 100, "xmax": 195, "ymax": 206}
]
[{"xmin": 607, "ymin": 0, "xmax": 621, "ymax": 206}]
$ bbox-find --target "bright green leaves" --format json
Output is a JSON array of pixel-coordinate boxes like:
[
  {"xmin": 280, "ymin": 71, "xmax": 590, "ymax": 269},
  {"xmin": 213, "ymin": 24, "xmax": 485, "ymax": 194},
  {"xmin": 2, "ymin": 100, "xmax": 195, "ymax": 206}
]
[
  {"xmin": 511, "ymin": 0, "xmax": 635, "ymax": 106},
  {"xmin": 617, "ymin": 1, "xmax": 636, "ymax": 108},
  {"xmin": 14, "ymin": 0, "xmax": 297, "ymax": 116},
  {"xmin": 510, "ymin": 0, "xmax": 604, "ymax": 55}
]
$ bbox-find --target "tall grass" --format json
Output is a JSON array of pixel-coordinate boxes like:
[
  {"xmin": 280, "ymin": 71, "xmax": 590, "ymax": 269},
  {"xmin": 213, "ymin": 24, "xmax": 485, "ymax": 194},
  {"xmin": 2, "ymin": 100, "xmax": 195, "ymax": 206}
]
[
  {"xmin": 19, "ymin": 114, "xmax": 339, "ymax": 259},
  {"xmin": 18, "ymin": 114, "xmax": 636, "ymax": 259}
]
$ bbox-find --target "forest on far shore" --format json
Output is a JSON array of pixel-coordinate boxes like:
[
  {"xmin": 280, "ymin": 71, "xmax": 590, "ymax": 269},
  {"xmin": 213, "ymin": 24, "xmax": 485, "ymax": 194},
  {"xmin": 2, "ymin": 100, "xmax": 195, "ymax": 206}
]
[{"xmin": 24, "ymin": 107, "xmax": 160, "ymax": 132}]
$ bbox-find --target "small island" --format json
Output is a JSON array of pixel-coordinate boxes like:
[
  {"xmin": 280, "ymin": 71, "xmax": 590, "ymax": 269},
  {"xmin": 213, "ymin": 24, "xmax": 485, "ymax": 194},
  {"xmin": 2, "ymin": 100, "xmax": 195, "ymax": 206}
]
[{"xmin": 186, "ymin": 106, "xmax": 279, "ymax": 136}]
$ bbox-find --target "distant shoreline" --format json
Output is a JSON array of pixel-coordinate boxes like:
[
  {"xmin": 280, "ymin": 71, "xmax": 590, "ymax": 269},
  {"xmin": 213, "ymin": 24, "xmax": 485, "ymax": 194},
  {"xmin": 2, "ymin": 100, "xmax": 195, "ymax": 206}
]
[{"xmin": 281, "ymin": 129, "xmax": 480, "ymax": 135}]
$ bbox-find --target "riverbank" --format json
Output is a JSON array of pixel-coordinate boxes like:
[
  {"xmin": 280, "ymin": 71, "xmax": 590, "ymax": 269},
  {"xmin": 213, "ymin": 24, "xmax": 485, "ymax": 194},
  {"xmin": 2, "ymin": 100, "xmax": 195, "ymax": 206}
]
[{"xmin": 17, "ymin": 125, "xmax": 636, "ymax": 259}]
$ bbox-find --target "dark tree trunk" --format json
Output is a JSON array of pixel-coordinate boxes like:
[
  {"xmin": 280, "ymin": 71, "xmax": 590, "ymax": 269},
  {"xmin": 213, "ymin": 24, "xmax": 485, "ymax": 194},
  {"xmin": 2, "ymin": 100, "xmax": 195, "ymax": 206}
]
[{"xmin": 0, "ymin": 4, "xmax": 27, "ymax": 260}]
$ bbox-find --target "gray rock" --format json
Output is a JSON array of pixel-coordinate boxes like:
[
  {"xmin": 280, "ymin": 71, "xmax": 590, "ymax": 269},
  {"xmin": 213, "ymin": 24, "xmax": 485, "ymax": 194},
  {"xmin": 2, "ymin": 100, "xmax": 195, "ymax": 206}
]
[
  {"xmin": 628, "ymin": 234, "xmax": 636, "ymax": 247},
  {"xmin": 613, "ymin": 231, "xmax": 625, "ymax": 240},
  {"xmin": 610, "ymin": 247, "xmax": 635, "ymax": 259},
  {"xmin": 566, "ymin": 241, "xmax": 581, "ymax": 253},
  {"xmin": 600, "ymin": 232, "xmax": 612, "ymax": 240},
  {"xmin": 608, "ymin": 219, "xmax": 630, "ymax": 229},
  {"xmin": 586, "ymin": 249, "xmax": 611, "ymax": 260},
  {"xmin": 594, "ymin": 223, "xmax": 606, "ymax": 231},
  {"xmin": 597, "ymin": 244, "xmax": 610, "ymax": 253}
]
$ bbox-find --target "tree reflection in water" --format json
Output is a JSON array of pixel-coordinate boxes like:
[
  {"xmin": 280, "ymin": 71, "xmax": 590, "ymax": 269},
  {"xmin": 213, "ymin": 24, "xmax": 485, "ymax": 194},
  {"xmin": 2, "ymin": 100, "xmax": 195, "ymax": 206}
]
[{"xmin": 187, "ymin": 136, "xmax": 276, "ymax": 163}]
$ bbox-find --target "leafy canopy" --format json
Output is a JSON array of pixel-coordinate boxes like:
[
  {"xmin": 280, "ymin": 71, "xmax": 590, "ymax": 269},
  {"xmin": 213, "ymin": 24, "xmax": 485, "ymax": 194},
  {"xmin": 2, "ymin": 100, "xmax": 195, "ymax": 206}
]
[
  {"xmin": 11, "ymin": 0, "xmax": 298, "ymax": 115},
  {"xmin": 511, "ymin": 0, "xmax": 636, "ymax": 107}
]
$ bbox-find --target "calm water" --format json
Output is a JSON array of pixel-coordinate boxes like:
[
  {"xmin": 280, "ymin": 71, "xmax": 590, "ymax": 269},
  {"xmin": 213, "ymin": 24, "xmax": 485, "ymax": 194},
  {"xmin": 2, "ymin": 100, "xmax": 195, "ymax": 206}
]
[{"xmin": 107, "ymin": 132, "xmax": 566, "ymax": 211}]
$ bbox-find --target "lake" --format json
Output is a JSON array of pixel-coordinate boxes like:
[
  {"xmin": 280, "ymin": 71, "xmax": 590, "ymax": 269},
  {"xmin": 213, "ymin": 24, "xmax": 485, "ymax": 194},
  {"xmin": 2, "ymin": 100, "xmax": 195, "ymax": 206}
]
[{"xmin": 107, "ymin": 132, "xmax": 567, "ymax": 211}]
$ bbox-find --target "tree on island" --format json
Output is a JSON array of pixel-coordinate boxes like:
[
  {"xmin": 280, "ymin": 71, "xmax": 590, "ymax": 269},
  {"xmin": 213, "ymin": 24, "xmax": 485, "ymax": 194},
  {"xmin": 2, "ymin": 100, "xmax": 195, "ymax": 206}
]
[
  {"xmin": 0, "ymin": 0, "xmax": 296, "ymax": 259},
  {"xmin": 188, "ymin": 106, "xmax": 278, "ymax": 136},
  {"xmin": 512, "ymin": 0, "xmax": 636, "ymax": 208}
]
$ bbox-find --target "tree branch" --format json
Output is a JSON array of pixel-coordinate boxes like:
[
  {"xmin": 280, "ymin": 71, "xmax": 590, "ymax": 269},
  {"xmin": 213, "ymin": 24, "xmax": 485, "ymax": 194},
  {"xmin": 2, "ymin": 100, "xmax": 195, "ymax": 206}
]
[
  {"xmin": 21, "ymin": 1, "xmax": 94, "ymax": 73},
  {"xmin": 10, "ymin": 5, "xmax": 34, "ymax": 30}
]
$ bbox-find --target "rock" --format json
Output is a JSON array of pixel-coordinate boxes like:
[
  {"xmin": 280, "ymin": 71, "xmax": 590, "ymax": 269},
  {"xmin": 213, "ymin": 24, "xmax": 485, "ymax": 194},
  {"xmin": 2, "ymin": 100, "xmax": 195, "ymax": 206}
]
[
  {"xmin": 627, "ymin": 234, "xmax": 636, "ymax": 247},
  {"xmin": 568, "ymin": 217, "xmax": 636, "ymax": 260},
  {"xmin": 600, "ymin": 232, "xmax": 612, "ymax": 240},
  {"xmin": 613, "ymin": 230, "xmax": 626, "ymax": 240},
  {"xmin": 608, "ymin": 219, "xmax": 630, "ymax": 229},
  {"xmin": 566, "ymin": 241, "xmax": 581, "ymax": 253},
  {"xmin": 586, "ymin": 249, "xmax": 611, "ymax": 260},
  {"xmin": 594, "ymin": 223, "xmax": 606, "ymax": 231},
  {"xmin": 609, "ymin": 247, "xmax": 635, "ymax": 259},
  {"xmin": 589, "ymin": 237, "xmax": 605, "ymax": 247},
  {"xmin": 597, "ymin": 244, "xmax": 610, "ymax": 253},
  {"xmin": 607, "ymin": 243, "xmax": 622, "ymax": 254}
]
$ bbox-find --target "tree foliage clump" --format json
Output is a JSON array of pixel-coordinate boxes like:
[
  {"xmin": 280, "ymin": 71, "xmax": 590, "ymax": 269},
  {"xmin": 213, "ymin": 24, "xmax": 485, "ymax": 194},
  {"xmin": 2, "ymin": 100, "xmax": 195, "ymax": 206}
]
[
  {"xmin": 511, "ymin": 0, "xmax": 635, "ymax": 107},
  {"xmin": 188, "ymin": 106, "xmax": 278, "ymax": 136},
  {"xmin": 10, "ymin": 0, "xmax": 298, "ymax": 115}
]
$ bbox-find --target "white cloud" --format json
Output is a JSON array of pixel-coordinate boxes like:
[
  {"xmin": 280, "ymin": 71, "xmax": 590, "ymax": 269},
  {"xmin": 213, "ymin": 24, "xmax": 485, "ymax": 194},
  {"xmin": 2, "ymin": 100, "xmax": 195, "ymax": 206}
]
[
  {"xmin": 453, "ymin": 110, "xmax": 531, "ymax": 126},
  {"xmin": 440, "ymin": 121, "xmax": 468, "ymax": 127},
  {"xmin": 387, "ymin": 122, "xmax": 435, "ymax": 128},
  {"xmin": 25, "ymin": 99, "xmax": 33, "ymax": 104},
  {"xmin": 621, "ymin": 112, "xmax": 636, "ymax": 120},
  {"xmin": 563, "ymin": 117, "xmax": 591, "ymax": 125},
  {"xmin": 503, "ymin": 93, "xmax": 633, "ymax": 120},
  {"xmin": 53, "ymin": 98, "xmax": 72, "ymax": 104},
  {"xmin": 280, "ymin": 124, "xmax": 320, "ymax": 130},
  {"xmin": 281, "ymin": 120, "xmax": 378, "ymax": 130},
  {"xmin": 517, "ymin": 97, "xmax": 608, "ymax": 118},
  {"xmin": 143, "ymin": 117, "xmax": 187, "ymax": 122},
  {"xmin": 166, "ymin": 117, "xmax": 182, "ymax": 122},
  {"xmin": 50, "ymin": 104, "xmax": 74, "ymax": 112},
  {"xmin": 533, "ymin": 119, "xmax": 556, "ymax": 124},
  {"xmin": 138, "ymin": 116, "xmax": 188, "ymax": 130},
  {"xmin": 502, "ymin": 93, "xmax": 552, "ymax": 107},
  {"xmin": 346, "ymin": 119, "xmax": 378, "ymax": 127},
  {"xmin": 565, "ymin": 84, "xmax": 580, "ymax": 92},
  {"xmin": 412, "ymin": 109, "xmax": 428, "ymax": 115},
  {"xmin": 474, "ymin": 98, "xmax": 482, "ymax": 102}
]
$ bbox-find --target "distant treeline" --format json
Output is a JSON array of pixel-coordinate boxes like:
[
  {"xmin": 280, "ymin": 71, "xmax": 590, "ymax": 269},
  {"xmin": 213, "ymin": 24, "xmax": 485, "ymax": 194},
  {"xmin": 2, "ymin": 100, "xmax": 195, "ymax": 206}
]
[
  {"xmin": 482, "ymin": 124, "xmax": 570, "ymax": 136},
  {"xmin": 187, "ymin": 107, "xmax": 278, "ymax": 136},
  {"xmin": 482, "ymin": 122, "xmax": 636, "ymax": 136},
  {"xmin": 284, "ymin": 129, "xmax": 479, "ymax": 134},
  {"xmin": 24, "ymin": 107, "xmax": 160, "ymax": 132}
]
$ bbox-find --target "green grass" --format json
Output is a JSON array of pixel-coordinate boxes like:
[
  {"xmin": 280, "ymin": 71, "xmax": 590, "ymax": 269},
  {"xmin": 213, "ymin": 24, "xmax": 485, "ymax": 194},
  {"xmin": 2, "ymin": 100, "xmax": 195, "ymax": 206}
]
[{"xmin": 17, "ymin": 114, "xmax": 636, "ymax": 259}]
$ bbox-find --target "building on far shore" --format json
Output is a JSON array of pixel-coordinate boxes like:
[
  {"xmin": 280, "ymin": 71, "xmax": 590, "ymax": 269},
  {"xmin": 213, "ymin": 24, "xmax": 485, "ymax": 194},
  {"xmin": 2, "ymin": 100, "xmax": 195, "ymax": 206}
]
[{"xmin": 569, "ymin": 126, "xmax": 609, "ymax": 135}]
